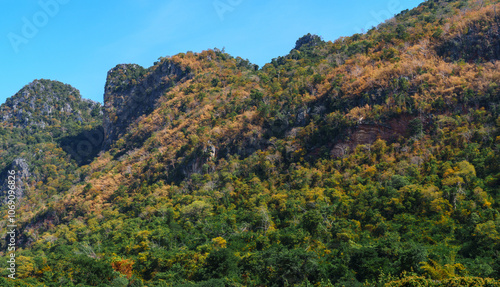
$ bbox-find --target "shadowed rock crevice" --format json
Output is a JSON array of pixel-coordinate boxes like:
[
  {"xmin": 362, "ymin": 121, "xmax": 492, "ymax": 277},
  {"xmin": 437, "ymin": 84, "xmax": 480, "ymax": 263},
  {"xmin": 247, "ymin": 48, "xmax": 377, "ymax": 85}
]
[{"xmin": 59, "ymin": 126, "xmax": 105, "ymax": 166}]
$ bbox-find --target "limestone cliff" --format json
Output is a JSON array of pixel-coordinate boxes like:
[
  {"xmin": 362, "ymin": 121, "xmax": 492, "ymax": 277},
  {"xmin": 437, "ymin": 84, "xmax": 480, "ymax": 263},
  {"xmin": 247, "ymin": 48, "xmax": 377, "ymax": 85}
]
[
  {"xmin": 0, "ymin": 158, "xmax": 30, "ymax": 204},
  {"xmin": 103, "ymin": 59, "xmax": 192, "ymax": 149},
  {"xmin": 0, "ymin": 79, "xmax": 101, "ymax": 129}
]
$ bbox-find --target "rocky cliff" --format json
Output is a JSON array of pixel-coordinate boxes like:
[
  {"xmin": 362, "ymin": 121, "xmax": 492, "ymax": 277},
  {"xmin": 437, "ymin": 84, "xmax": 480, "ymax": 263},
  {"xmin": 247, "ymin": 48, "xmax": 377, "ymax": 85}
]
[
  {"xmin": 0, "ymin": 158, "xmax": 30, "ymax": 204},
  {"xmin": 0, "ymin": 79, "xmax": 101, "ymax": 129},
  {"xmin": 103, "ymin": 59, "xmax": 192, "ymax": 149}
]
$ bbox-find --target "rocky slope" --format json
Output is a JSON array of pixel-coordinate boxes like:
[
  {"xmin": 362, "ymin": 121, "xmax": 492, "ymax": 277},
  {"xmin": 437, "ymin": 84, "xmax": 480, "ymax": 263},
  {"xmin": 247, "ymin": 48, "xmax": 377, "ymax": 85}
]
[
  {"xmin": 0, "ymin": 80, "xmax": 103, "ymax": 210},
  {"xmin": 0, "ymin": 79, "xmax": 101, "ymax": 129},
  {"xmin": 103, "ymin": 60, "xmax": 192, "ymax": 149},
  {"xmin": 0, "ymin": 158, "xmax": 30, "ymax": 203}
]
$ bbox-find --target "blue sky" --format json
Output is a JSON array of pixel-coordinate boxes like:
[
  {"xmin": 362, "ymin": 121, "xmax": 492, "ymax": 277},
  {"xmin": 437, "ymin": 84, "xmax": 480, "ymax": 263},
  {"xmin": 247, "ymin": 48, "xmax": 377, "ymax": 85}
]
[{"xmin": 1, "ymin": 0, "xmax": 425, "ymax": 104}]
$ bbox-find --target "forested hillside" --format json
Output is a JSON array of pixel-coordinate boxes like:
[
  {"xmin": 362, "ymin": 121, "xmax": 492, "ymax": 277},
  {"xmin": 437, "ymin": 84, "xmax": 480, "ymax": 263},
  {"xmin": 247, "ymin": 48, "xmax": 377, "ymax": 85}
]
[
  {"xmin": 1, "ymin": 0, "xmax": 500, "ymax": 286},
  {"xmin": 0, "ymin": 79, "xmax": 102, "ymax": 232}
]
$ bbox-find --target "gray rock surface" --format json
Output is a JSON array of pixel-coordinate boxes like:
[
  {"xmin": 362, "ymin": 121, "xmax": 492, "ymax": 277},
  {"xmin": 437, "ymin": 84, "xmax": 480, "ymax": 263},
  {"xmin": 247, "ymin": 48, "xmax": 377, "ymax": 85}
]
[
  {"xmin": 103, "ymin": 59, "xmax": 192, "ymax": 149},
  {"xmin": 1, "ymin": 158, "xmax": 30, "ymax": 205}
]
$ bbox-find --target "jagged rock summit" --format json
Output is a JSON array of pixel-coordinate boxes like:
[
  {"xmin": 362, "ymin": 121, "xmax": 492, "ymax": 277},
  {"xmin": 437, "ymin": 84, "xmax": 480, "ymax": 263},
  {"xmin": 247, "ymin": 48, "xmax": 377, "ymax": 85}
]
[
  {"xmin": 102, "ymin": 58, "xmax": 192, "ymax": 148},
  {"xmin": 0, "ymin": 79, "xmax": 101, "ymax": 129}
]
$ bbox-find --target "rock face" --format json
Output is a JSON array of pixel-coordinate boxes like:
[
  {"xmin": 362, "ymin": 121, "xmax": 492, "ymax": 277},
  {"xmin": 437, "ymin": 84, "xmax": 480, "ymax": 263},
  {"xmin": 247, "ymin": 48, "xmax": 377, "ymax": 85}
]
[
  {"xmin": 1, "ymin": 158, "xmax": 30, "ymax": 204},
  {"xmin": 330, "ymin": 116, "xmax": 412, "ymax": 158},
  {"xmin": 0, "ymin": 79, "xmax": 101, "ymax": 129},
  {"xmin": 103, "ymin": 59, "xmax": 191, "ymax": 149}
]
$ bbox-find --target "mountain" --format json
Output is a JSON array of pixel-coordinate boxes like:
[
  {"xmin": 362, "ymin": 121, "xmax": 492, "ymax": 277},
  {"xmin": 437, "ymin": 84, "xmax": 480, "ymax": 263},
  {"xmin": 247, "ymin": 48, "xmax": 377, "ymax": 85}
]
[
  {"xmin": 1, "ymin": 0, "xmax": 500, "ymax": 286},
  {"xmin": 0, "ymin": 79, "xmax": 103, "ymax": 227},
  {"xmin": 102, "ymin": 61, "xmax": 191, "ymax": 149},
  {"xmin": 0, "ymin": 79, "xmax": 101, "ymax": 129}
]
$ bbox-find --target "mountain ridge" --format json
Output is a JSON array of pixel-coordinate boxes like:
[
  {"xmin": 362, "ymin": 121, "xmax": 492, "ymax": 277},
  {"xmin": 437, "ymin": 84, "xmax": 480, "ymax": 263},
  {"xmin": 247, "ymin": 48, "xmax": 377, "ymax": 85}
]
[{"xmin": 1, "ymin": 0, "xmax": 500, "ymax": 286}]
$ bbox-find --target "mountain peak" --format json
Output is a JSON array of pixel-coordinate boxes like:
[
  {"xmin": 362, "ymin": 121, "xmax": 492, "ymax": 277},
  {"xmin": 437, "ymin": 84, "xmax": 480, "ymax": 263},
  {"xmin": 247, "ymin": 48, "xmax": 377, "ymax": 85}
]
[
  {"xmin": 103, "ymin": 57, "xmax": 191, "ymax": 149},
  {"xmin": 294, "ymin": 33, "xmax": 324, "ymax": 50},
  {"xmin": 0, "ymin": 79, "xmax": 101, "ymax": 129}
]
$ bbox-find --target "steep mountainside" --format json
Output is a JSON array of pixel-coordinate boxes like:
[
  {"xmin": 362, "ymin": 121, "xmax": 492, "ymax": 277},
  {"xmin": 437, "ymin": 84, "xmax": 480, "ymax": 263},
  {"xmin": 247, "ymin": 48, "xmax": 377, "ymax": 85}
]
[
  {"xmin": 0, "ymin": 79, "xmax": 100, "ymax": 129},
  {"xmin": 103, "ymin": 61, "xmax": 191, "ymax": 149},
  {"xmin": 1, "ymin": 0, "xmax": 500, "ymax": 286},
  {"xmin": 0, "ymin": 79, "xmax": 102, "ymax": 222}
]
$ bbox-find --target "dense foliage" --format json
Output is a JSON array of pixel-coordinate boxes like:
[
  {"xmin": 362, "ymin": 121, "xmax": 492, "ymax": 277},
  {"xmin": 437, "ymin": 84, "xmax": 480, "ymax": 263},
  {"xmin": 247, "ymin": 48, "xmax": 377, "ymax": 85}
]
[{"xmin": 1, "ymin": 0, "xmax": 499, "ymax": 286}]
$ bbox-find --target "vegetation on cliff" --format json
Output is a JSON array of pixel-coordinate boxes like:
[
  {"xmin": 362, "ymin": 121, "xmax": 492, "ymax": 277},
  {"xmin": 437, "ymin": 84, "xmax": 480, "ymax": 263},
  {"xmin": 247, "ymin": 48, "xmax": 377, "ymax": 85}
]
[{"xmin": 0, "ymin": 0, "xmax": 500, "ymax": 286}]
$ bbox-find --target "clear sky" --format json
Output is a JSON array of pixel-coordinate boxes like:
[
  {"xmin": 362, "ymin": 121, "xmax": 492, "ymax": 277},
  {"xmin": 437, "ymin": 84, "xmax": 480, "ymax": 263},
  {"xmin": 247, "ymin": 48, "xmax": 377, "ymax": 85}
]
[{"xmin": 1, "ymin": 0, "xmax": 425, "ymax": 104}]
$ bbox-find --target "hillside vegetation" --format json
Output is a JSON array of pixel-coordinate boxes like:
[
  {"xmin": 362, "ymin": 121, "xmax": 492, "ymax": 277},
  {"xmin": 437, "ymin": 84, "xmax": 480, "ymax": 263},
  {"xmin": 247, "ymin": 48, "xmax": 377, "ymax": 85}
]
[{"xmin": 0, "ymin": 0, "xmax": 500, "ymax": 286}]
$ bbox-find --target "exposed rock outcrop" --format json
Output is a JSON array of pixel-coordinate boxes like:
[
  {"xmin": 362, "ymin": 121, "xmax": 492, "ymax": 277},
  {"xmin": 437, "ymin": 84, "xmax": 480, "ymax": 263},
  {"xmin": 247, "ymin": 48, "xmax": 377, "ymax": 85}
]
[
  {"xmin": 331, "ymin": 116, "xmax": 412, "ymax": 158},
  {"xmin": 0, "ymin": 79, "xmax": 101, "ymax": 129},
  {"xmin": 103, "ymin": 59, "xmax": 192, "ymax": 149},
  {"xmin": 1, "ymin": 158, "xmax": 30, "ymax": 204}
]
